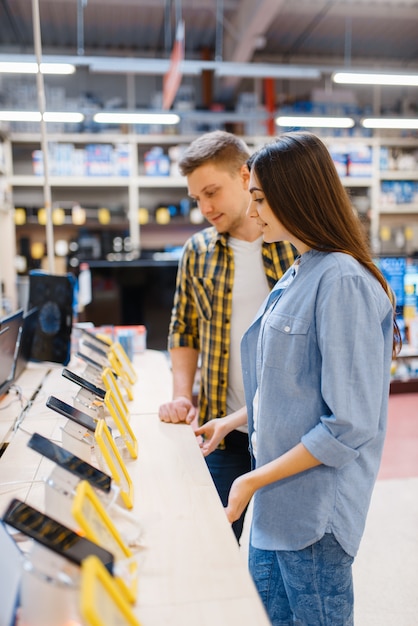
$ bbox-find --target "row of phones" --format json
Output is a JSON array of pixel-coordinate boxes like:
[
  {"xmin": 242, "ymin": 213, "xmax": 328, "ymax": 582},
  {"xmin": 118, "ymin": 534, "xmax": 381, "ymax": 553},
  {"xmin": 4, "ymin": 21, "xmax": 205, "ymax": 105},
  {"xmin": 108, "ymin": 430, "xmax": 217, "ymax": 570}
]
[{"xmin": 0, "ymin": 327, "xmax": 143, "ymax": 621}]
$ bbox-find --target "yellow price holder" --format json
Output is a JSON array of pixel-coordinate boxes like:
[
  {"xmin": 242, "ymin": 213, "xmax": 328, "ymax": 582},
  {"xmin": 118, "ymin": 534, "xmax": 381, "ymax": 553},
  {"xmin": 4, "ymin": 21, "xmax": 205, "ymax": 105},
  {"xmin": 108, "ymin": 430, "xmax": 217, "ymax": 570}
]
[
  {"xmin": 80, "ymin": 555, "xmax": 142, "ymax": 626},
  {"xmin": 72, "ymin": 480, "xmax": 138, "ymax": 604},
  {"xmin": 104, "ymin": 388, "xmax": 138, "ymax": 460},
  {"xmin": 108, "ymin": 350, "xmax": 134, "ymax": 402},
  {"xmin": 94, "ymin": 420, "xmax": 134, "ymax": 510},
  {"xmin": 111, "ymin": 342, "xmax": 137, "ymax": 386},
  {"xmin": 101, "ymin": 367, "xmax": 129, "ymax": 417}
]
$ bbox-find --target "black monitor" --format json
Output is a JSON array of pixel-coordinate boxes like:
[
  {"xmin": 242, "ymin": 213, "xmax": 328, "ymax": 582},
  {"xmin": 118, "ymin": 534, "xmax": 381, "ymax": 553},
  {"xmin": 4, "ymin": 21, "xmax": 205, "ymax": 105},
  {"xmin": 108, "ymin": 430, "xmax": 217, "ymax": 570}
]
[
  {"xmin": 0, "ymin": 309, "xmax": 24, "ymax": 396},
  {"xmin": 13, "ymin": 307, "xmax": 39, "ymax": 381}
]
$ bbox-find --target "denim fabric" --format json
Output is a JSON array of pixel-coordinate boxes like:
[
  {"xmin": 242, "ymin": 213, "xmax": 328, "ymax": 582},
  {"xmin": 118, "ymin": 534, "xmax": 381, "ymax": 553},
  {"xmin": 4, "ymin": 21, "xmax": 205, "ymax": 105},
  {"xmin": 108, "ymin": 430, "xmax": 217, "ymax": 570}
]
[
  {"xmin": 249, "ymin": 533, "xmax": 354, "ymax": 626},
  {"xmin": 241, "ymin": 250, "xmax": 394, "ymax": 556},
  {"xmin": 205, "ymin": 430, "xmax": 251, "ymax": 541}
]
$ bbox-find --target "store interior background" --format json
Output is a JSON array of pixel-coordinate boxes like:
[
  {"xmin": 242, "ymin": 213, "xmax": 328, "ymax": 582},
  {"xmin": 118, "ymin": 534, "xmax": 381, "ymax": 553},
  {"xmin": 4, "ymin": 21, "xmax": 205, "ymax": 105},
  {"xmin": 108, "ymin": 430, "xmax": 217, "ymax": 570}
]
[{"xmin": 0, "ymin": 0, "xmax": 418, "ymax": 354}]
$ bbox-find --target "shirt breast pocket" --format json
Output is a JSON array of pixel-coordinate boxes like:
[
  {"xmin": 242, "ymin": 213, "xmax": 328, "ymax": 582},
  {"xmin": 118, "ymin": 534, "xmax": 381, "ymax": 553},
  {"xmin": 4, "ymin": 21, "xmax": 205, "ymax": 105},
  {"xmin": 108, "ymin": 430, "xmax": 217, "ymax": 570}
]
[
  {"xmin": 192, "ymin": 277, "xmax": 214, "ymax": 321},
  {"xmin": 264, "ymin": 313, "xmax": 310, "ymax": 375}
]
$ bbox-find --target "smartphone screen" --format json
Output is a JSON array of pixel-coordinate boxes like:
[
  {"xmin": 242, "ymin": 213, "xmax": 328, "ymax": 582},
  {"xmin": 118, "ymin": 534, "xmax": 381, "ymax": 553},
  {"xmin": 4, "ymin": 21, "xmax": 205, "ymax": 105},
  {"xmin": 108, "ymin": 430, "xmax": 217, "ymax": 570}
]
[
  {"xmin": 76, "ymin": 351, "xmax": 119, "ymax": 380},
  {"xmin": 46, "ymin": 395, "xmax": 97, "ymax": 433},
  {"xmin": 27, "ymin": 432, "xmax": 111, "ymax": 493},
  {"xmin": 2, "ymin": 498, "xmax": 114, "ymax": 573},
  {"xmin": 79, "ymin": 328, "xmax": 111, "ymax": 349},
  {"xmin": 62, "ymin": 368, "xmax": 106, "ymax": 400},
  {"xmin": 81, "ymin": 340, "xmax": 109, "ymax": 359}
]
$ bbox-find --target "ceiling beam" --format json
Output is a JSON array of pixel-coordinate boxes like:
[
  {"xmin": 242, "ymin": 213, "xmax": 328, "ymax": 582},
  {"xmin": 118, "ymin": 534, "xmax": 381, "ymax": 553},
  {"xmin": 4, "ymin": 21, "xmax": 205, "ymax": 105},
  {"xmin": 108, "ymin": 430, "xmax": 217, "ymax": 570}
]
[{"xmin": 221, "ymin": 0, "xmax": 286, "ymax": 92}]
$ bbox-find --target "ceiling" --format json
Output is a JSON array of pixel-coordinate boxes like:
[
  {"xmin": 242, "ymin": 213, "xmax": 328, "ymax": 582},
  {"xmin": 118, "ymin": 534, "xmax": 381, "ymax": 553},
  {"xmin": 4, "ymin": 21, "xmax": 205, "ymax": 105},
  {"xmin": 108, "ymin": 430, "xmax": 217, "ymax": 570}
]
[{"xmin": 0, "ymin": 0, "xmax": 417, "ymax": 112}]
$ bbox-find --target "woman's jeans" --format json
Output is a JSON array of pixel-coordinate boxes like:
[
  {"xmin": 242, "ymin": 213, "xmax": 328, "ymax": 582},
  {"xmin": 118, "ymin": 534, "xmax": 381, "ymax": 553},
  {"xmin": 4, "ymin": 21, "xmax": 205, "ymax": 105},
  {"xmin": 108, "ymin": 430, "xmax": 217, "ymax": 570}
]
[{"xmin": 249, "ymin": 533, "xmax": 354, "ymax": 626}]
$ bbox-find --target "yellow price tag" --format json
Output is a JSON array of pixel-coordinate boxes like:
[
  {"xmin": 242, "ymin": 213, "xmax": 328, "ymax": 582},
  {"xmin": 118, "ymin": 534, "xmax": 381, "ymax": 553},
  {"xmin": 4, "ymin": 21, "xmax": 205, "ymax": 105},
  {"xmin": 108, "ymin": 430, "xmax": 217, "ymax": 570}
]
[
  {"xmin": 80, "ymin": 555, "xmax": 142, "ymax": 626},
  {"xmin": 73, "ymin": 481, "xmax": 138, "ymax": 603}
]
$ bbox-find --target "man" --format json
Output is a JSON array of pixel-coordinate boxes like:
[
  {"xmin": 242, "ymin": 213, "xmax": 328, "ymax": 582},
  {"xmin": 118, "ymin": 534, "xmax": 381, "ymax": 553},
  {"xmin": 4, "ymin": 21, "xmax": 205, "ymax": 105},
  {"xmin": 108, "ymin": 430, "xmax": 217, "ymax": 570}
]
[{"xmin": 159, "ymin": 130, "xmax": 296, "ymax": 540}]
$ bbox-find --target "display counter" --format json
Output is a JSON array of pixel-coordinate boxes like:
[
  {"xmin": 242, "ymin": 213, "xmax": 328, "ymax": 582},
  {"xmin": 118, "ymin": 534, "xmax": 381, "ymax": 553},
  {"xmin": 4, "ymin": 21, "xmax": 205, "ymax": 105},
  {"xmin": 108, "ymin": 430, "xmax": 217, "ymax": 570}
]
[{"xmin": 0, "ymin": 350, "xmax": 270, "ymax": 626}]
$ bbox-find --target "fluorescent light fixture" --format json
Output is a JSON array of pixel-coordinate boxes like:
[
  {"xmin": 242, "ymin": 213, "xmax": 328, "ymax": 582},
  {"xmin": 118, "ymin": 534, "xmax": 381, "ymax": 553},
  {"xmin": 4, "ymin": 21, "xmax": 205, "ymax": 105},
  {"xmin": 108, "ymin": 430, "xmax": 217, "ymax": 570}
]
[
  {"xmin": 333, "ymin": 72, "xmax": 418, "ymax": 86},
  {"xmin": 0, "ymin": 61, "xmax": 75, "ymax": 74},
  {"xmin": 0, "ymin": 111, "xmax": 84, "ymax": 123},
  {"xmin": 0, "ymin": 111, "xmax": 42, "ymax": 122},
  {"xmin": 362, "ymin": 117, "xmax": 418, "ymax": 129},
  {"xmin": 94, "ymin": 112, "xmax": 180, "ymax": 125},
  {"xmin": 276, "ymin": 115, "xmax": 355, "ymax": 129},
  {"xmin": 215, "ymin": 63, "xmax": 321, "ymax": 79},
  {"xmin": 43, "ymin": 112, "xmax": 84, "ymax": 123}
]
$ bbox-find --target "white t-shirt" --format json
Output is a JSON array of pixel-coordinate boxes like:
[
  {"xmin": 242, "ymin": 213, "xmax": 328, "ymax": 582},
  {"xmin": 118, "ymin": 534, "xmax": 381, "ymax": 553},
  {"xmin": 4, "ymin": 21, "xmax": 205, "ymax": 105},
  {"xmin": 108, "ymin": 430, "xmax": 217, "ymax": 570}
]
[{"xmin": 227, "ymin": 236, "xmax": 270, "ymax": 431}]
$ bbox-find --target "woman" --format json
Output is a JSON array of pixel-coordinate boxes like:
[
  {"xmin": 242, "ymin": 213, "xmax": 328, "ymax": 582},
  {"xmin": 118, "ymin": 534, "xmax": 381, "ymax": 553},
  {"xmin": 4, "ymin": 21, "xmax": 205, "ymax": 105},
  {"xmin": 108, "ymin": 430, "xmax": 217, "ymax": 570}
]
[{"xmin": 195, "ymin": 132, "xmax": 401, "ymax": 625}]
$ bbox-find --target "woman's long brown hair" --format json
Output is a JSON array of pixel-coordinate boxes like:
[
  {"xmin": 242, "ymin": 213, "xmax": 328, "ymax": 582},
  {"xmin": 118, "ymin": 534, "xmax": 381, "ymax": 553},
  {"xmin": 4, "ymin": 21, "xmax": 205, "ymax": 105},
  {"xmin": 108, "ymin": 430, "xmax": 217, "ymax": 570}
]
[{"xmin": 249, "ymin": 131, "xmax": 402, "ymax": 357}]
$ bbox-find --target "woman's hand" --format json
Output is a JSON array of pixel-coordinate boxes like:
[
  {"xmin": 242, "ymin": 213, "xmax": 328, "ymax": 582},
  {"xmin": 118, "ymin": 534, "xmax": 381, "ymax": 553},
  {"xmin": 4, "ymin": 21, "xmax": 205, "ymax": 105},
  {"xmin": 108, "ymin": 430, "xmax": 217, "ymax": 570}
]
[
  {"xmin": 225, "ymin": 473, "xmax": 256, "ymax": 524},
  {"xmin": 195, "ymin": 418, "xmax": 228, "ymax": 456}
]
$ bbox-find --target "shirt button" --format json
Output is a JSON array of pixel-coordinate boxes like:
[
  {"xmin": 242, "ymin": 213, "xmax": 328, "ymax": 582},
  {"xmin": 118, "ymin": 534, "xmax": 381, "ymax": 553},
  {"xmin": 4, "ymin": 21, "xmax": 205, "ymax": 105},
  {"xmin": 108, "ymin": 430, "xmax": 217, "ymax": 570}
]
[{"xmin": 284, "ymin": 325, "xmax": 291, "ymax": 332}]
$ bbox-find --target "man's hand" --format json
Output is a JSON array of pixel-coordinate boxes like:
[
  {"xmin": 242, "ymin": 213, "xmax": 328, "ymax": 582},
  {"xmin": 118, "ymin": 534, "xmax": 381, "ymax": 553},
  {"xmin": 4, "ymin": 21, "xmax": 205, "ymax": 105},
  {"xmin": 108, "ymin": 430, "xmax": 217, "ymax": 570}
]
[{"xmin": 159, "ymin": 396, "xmax": 197, "ymax": 424}]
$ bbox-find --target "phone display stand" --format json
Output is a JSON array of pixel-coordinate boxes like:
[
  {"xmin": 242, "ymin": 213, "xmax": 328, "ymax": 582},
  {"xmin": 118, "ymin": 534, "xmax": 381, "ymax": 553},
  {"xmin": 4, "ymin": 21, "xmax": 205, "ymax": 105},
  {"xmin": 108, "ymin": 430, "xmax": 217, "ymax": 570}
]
[
  {"xmin": 20, "ymin": 543, "xmax": 81, "ymax": 626},
  {"xmin": 73, "ymin": 387, "xmax": 104, "ymax": 420},
  {"xmin": 72, "ymin": 480, "xmax": 138, "ymax": 604},
  {"xmin": 44, "ymin": 465, "xmax": 79, "ymax": 529},
  {"xmin": 80, "ymin": 555, "xmax": 141, "ymax": 626},
  {"xmin": 85, "ymin": 363, "xmax": 105, "ymax": 385},
  {"xmin": 61, "ymin": 419, "xmax": 94, "ymax": 463}
]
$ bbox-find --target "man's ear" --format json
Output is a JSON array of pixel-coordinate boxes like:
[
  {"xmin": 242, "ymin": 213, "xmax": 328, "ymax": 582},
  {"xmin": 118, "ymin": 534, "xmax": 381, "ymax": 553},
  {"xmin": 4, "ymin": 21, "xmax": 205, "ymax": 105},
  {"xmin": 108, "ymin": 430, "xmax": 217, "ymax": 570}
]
[{"xmin": 240, "ymin": 163, "xmax": 250, "ymax": 190}]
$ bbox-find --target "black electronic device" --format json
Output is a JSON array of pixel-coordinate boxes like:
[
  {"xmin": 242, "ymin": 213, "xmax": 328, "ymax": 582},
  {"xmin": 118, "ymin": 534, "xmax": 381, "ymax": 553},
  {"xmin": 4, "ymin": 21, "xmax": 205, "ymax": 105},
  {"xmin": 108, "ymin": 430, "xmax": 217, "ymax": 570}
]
[
  {"xmin": 62, "ymin": 368, "xmax": 106, "ymax": 400},
  {"xmin": 79, "ymin": 327, "xmax": 112, "ymax": 349},
  {"xmin": 2, "ymin": 498, "xmax": 114, "ymax": 573},
  {"xmin": 27, "ymin": 271, "xmax": 75, "ymax": 365},
  {"xmin": 0, "ymin": 309, "xmax": 24, "ymax": 396},
  {"xmin": 46, "ymin": 395, "xmax": 97, "ymax": 433},
  {"xmin": 76, "ymin": 351, "xmax": 119, "ymax": 379},
  {"xmin": 13, "ymin": 307, "xmax": 39, "ymax": 381},
  {"xmin": 82, "ymin": 340, "xmax": 109, "ymax": 359},
  {"xmin": 27, "ymin": 432, "xmax": 111, "ymax": 493}
]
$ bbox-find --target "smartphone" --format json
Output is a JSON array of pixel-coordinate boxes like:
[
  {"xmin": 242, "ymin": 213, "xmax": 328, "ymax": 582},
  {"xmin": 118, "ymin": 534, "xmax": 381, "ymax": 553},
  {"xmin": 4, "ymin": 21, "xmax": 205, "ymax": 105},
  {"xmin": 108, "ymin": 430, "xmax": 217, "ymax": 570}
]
[
  {"xmin": 46, "ymin": 395, "xmax": 97, "ymax": 433},
  {"xmin": 62, "ymin": 368, "xmax": 106, "ymax": 400},
  {"xmin": 2, "ymin": 498, "xmax": 114, "ymax": 573},
  {"xmin": 79, "ymin": 328, "xmax": 112, "ymax": 349},
  {"xmin": 27, "ymin": 432, "xmax": 111, "ymax": 494},
  {"xmin": 81, "ymin": 340, "xmax": 109, "ymax": 359},
  {"xmin": 76, "ymin": 351, "xmax": 119, "ymax": 380}
]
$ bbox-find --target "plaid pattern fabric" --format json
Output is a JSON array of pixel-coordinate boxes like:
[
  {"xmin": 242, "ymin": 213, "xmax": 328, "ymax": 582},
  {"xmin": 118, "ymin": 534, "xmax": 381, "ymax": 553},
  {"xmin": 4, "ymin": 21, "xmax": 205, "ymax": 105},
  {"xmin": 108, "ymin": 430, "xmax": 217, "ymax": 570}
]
[{"xmin": 168, "ymin": 226, "xmax": 296, "ymax": 426}]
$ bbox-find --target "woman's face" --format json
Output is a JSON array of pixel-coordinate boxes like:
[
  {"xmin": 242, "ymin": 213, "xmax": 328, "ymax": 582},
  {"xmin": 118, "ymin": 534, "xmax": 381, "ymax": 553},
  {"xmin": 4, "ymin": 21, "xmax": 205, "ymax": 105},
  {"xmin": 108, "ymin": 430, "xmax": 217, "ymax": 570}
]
[{"xmin": 248, "ymin": 168, "xmax": 292, "ymax": 244}]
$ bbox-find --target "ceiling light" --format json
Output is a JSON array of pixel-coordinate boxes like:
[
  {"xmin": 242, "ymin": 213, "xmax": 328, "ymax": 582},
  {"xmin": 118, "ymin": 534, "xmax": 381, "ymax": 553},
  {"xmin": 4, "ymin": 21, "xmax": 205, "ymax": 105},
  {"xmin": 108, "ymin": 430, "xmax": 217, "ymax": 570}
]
[
  {"xmin": 0, "ymin": 61, "xmax": 75, "ymax": 74},
  {"xmin": 215, "ymin": 63, "xmax": 321, "ymax": 79},
  {"xmin": 276, "ymin": 115, "xmax": 355, "ymax": 129},
  {"xmin": 93, "ymin": 112, "xmax": 180, "ymax": 125},
  {"xmin": 333, "ymin": 72, "xmax": 418, "ymax": 86},
  {"xmin": 362, "ymin": 117, "xmax": 418, "ymax": 129},
  {"xmin": 0, "ymin": 111, "xmax": 84, "ymax": 123},
  {"xmin": 43, "ymin": 112, "xmax": 84, "ymax": 123},
  {"xmin": 0, "ymin": 111, "xmax": 42, "ymax": 122}
]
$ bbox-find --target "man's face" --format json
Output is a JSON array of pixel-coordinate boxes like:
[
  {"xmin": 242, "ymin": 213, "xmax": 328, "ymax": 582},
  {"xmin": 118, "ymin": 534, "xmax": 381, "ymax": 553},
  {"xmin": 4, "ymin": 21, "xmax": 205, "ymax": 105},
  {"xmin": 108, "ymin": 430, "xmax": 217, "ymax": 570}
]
[{"xmin": 187, "ymin": 162, "xmax": 250, "ymax": 236}]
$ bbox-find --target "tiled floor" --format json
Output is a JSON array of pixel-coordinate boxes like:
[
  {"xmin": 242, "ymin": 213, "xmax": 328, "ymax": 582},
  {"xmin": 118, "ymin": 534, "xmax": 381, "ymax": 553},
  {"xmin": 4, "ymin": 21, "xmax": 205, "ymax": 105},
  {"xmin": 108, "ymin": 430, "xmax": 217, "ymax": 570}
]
[{"xmin": 240, "ymin": 393, "xmax": 418, "ymax": 626}]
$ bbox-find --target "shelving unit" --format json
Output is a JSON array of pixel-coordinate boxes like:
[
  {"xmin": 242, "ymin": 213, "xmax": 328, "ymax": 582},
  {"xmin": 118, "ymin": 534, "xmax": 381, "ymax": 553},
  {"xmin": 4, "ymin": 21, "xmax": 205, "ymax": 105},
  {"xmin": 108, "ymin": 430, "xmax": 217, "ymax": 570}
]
[
  {"xmin": 0, "ymin": 133, "xmax": 17, "ymax": 313},
  {"xmin": 6, "ymin": 131, "xmax": 418, "ymax": 253},
  {"xmin": 3, "ymin": 128, "xmax": 418, "ymax": 371}
]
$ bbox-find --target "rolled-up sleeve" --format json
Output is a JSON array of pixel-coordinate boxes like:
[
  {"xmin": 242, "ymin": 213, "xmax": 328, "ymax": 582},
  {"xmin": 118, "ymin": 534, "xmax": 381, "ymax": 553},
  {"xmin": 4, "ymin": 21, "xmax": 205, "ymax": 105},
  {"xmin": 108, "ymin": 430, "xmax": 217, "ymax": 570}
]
[{"xmin": 301, "ymin": 273, "xmax": 392, "ymax": 468}]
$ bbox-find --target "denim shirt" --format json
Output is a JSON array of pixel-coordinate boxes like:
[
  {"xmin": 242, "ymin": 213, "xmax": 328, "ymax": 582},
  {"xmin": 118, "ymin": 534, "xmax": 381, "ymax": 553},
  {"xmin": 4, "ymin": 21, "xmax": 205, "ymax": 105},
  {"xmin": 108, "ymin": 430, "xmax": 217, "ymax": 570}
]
[{"xmin": 241, "ymin": 249, "xmax": 394, "ymax": 557}]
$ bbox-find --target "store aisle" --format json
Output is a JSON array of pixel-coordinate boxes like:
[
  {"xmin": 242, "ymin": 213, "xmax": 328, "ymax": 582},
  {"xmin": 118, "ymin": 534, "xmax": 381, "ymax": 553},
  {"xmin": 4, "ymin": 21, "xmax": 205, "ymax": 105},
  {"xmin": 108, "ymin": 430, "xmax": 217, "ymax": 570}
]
[{"xmin": 240, "ymin": 393, "xmax": 418, "ymax": 626}]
